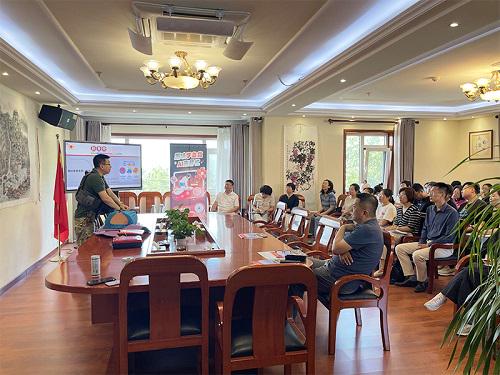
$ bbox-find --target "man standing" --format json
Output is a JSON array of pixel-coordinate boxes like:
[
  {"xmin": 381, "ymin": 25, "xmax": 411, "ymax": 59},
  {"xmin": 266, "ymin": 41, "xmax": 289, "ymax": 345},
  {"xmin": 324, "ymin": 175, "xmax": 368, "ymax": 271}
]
[
  {"xmin": 395, "ymin": 183, "xmax": 459, "ymax": 292},
  {"xmin": 211, "ymin": 179, "xmax": 240, "ymax": 213},
  {"xmin": 308, "ymin": 193, "xmax": 383, "ymax": 296},
  {"xmin": 74, "ymin": 154, "xmax": 128, "ymax": 245}
]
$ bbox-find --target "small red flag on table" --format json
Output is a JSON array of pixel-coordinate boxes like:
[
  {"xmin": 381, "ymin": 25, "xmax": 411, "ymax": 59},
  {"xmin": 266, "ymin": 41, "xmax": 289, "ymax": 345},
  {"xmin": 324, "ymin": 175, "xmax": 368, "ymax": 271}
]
[{"xmin": 54, "ymin": 140, "xmax": 69, "ymax": 243}]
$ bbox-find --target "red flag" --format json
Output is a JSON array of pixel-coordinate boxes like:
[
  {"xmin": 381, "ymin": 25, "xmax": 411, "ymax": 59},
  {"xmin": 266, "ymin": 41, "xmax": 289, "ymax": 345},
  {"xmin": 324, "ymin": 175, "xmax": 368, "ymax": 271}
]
[{"xmin": 54, "ymin": 140, "xmax": 69, "ymax": 243}]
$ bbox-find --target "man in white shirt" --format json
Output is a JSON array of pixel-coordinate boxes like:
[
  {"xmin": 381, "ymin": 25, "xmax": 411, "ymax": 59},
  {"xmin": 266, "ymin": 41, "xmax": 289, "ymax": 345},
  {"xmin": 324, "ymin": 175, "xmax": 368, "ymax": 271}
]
[{"xmin": 211, "ymin": 179, "xmax": 240, "ymax": 213}]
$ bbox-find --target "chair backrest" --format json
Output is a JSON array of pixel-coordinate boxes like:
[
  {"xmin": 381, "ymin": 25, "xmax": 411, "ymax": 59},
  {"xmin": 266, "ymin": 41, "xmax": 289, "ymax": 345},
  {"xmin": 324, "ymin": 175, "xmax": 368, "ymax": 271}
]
[
  {"xmin": 119, "ymin": 191, "xmax": 138, "ymax": 208},
  {"xmin": 337, "ymin": 194, "xmax": 347, "ymax": 209},
  {"xmin": 162, "ymin": 192, "xmax": 171, "ymax": 211},
  {"xmin": 287, "ymin": 207, "xmax": 310, "ymax": 236},
  {"xmin": 246, "ymin": 194, "xmax": 255, "ymax": 219},
  {"xmin": 206, "ymin": 191, "xmax": 211, "ymax": 208},
  {"xmin": 118, "ymin": 256, "xmax": 209, "ymax": 372},
  {"xmin": 313, "ymin": 216, "xmax": 340, "ymax": 254},
  {"xmin": 272, "ymin": 201, "xmax": 287, "ymax": 225},
  {"xmin": 138, "ymin": 191, "xmax": 162, "ymax": 213},
  {"xmin": 222, "ymin": 264, "xmax": 317, "ymax": 366},
  {"xmin": 296, "ymin": 194, "xmax": 306, "ymax": 208},
  {"xmin": 381, "ymin": 231, "xmax": 395, "ymax": 281}
]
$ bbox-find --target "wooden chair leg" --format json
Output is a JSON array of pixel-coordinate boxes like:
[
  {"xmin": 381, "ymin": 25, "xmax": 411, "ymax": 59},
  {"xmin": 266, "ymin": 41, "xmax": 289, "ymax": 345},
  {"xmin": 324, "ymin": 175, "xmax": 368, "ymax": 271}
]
[
  {"xmin": 328, "ymin": 307, "xmax": 341, "ymax": 355},
  {"xmin": 379, "ymin": 306, "xmax": 390, "ymax": 351},
  {"xmin": 427, "ymin": 270, "xmax": 435, "ymax": 294},
  {"xmin": 354, "ymin": 308, "xmax": 362, "ymax": 326},
  {"xmin": 284, "ymin": 364, "xmax": 292, "ymax": 375},
  {"xmin": 201, "ymin": 343, "xmax": 208, "ymax": 375},
  {"xmin": 306, "ymin": 348, "xmax": 315, "ymax": 375},
  {"xmin": 257, "ymin": 368, "xmax": 264, "ymax": 375}
]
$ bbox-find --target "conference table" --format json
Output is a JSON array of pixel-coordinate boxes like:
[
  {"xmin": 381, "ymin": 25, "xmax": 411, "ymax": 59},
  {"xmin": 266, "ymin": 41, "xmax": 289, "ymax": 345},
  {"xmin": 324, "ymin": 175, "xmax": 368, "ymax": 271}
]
[{"xmin": 45, "ymin": 212, "xmax": 295, "ymax": 368}]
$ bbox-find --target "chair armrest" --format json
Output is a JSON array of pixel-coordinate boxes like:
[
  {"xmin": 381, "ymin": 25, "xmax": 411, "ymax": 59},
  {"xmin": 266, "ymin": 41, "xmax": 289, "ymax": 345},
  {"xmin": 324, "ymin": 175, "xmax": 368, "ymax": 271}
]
[
  {"xmin": 401, "ymin": 235, "xmax": 420, "ymax": 243},
  {"xmin": 306, "ymin": 250, "xmax": 329, "ymax": 260},
  {"xmin": 429, "ymin": 243, "xmax": 458, "ymax": 259},
  {"xmin": 277, "ymin": 233, "xmax": 300, "ymax": 242},
  {"xmin": 287, "ymin": 241, "xmax": 313, "ymax": 251},
  {"xmin": 455, "ymin": 255, "xmax": 471, "ymax": 271},
  {"xmin": 331, "ymin": 274, "xmax": 383, "ymax": 299},
  {"xmin": 253, "ymin": 219, "xmax": 271, "ymax": 225},
  {"xmin": 287, "ymin": 296, "xmax": 307, "ymax": 321}
]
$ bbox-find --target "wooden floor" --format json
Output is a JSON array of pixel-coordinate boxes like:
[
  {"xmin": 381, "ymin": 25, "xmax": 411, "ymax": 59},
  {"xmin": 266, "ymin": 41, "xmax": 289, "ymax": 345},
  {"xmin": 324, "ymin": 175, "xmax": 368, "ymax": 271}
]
[{"xmin": 0, "ymin": 256, "xmax": 465, "ymax": 375}]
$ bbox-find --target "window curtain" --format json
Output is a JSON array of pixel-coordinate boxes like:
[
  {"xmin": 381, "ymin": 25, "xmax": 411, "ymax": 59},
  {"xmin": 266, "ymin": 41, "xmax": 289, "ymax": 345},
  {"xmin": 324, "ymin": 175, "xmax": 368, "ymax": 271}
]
[
  {"xmin": 393, "ymin": 118, "xmax": 415, "ymax": 193},
  {"xmin": 216, "ymin": 127, "xmax": 231, "ymax": 196},
  {"xmin": 70, "ymin": 117, "xmax": 86, "ymax": 141},
  {"xmin": 249, "ymin": 117, "xmax": 262, "ymax": 194},
  {"xmin": 230, "ymin": 123, "xmax": 250, "ymax": 207},
  {"xmin": 85, "ymin": 120, "xmax": 101, "ymax": 142}
]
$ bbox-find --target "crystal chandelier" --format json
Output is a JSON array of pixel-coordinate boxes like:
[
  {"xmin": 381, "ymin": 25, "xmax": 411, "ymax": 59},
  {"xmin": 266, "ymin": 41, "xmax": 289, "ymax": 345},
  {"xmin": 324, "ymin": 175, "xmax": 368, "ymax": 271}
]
[
  {"xmin": 460, "ymin": 70, "xmax": 500, "ymax": 102},
  {"xmin": 140, "ymin": 51, "xmax": 221, "ymax": 90}
]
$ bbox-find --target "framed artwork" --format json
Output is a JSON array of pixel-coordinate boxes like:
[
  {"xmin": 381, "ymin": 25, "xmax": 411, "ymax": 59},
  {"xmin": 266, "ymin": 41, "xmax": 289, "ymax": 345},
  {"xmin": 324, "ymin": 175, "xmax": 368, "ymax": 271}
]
[{"xmin": 469, "ymin": 130, "xmax": 493, "ymax": 160}]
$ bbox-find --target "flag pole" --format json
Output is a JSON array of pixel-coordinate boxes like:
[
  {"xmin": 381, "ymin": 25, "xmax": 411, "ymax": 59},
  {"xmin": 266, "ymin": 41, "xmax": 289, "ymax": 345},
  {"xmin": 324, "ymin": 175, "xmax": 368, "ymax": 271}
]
[{"xmin": 50, "ymin": 134, "xmax": 68, "ymax": 262}]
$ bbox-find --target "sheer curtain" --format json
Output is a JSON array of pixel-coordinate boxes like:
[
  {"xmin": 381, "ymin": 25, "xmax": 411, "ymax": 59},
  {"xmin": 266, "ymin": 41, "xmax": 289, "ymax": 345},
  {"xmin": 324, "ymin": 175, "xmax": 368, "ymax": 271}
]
[
  {"xmin": 230, "ymin": 123, "xmax": 250, "ymax": 206},
  {"xmin": 393, "ymin": 118, "xmax": 415, "ymax": 193},
  {"xmin": 216, "ymin": 127, "xmax": 231, "ymax": 196},
  {"xmin": 249, "ymin": 117, "xmax": 262, "ymax": 194}
]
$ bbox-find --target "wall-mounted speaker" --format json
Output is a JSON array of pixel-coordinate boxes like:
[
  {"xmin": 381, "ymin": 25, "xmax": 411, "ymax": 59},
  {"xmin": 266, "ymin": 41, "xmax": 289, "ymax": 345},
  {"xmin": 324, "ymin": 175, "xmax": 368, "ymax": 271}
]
[{"xmin": 38, "ymin": 105, "xmax": 78, "ymax": 131}]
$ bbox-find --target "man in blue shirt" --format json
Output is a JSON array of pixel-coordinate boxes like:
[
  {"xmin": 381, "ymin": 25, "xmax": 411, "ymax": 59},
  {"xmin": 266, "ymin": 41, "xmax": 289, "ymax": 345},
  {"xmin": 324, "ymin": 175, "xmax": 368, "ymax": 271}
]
[
  {"xmin": 395, "ymin": 182, "xmax": 459, "ymax": 292},
  {"xmin": 309, "ymin": 193, "xmax": 383, "ymax": 296}
]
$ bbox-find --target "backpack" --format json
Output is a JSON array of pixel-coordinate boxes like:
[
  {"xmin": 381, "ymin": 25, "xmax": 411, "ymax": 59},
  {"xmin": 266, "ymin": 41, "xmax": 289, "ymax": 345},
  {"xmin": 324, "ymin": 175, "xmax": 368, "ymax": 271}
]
[
  {"xmin": 390, "ymin": 259, "xmax": 405, "ymax": 284},
  {"xmin": 75, "ymin": 171, "xmax": 101, "ymax": 211}
]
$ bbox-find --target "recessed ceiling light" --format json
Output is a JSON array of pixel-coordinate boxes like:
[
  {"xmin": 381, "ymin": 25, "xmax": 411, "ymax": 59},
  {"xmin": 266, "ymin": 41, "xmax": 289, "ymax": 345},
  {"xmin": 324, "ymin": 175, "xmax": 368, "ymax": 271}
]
[
  {"xmin": 351, "ymin": 116, "xmax": 355, "ymax": 119},
  {"xmin": 471, "ymin": 116, "xmax": 474, "ymax": 118},
  {"xmin": 340, "ymin": 78, "xmax": 346, "ymax": 83},
  {"xmin": 75, "ymin": 107, "xmax": 80, "ymax": 111},
  {"xmin": 35, "ymin": 91, "xmax": 40, "ymax": 95},
  {"xmin": 188, "ymin": 111, "xmax": 192, "ymax": 114},
  {"xmin": 132, "ymin": 109, "xmax": 136, "ymax": 113},
  {"xmin": 2, "ymin": 72, "xmax": 8, "ymax": 76},
  {"xmin": 243, "ymin": 113, "xmax": 247, "ymax": 116},
  {"xmin": 349, "ymin": 119, "xmax": 355, "ymax": 122},
  {"xmin": 443, "ymin": 117, "xmax": 447, "ymax": 120},
  {"xmin": 302, "ymin": 115, "xmax": 306, "ymax": 118},
  {"xmin": 291, "ymin": 104, "xmax": 296, "ymax": 107},
  {"xmin": 449, "ymin": 22, "xmax": 459, "ymax": 28}
]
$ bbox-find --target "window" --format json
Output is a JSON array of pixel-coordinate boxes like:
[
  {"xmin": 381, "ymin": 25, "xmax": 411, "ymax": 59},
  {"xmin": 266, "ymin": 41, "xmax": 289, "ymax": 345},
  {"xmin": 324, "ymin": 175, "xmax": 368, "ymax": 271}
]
[
  {"xmin": 111, "ymin": 136, "xmax": 217, "ymax": 196},
  {"xmin": 344, "ymin": 132, "xmax": 392, "ymax": 192}
]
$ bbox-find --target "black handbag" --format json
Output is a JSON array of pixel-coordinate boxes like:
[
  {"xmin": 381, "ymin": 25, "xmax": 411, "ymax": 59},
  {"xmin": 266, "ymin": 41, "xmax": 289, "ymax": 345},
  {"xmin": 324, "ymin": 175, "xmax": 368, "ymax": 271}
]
[{"xmin": 75, "ymin": 172, "xmax": 102, "ymax": 211}]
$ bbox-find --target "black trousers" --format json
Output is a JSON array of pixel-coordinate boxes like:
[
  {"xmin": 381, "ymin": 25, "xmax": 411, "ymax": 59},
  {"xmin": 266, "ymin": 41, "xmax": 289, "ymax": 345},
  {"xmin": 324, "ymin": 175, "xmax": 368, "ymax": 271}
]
[{"xmin": 442, "ymin": 265, "xmax": 489, "ymax": 308}]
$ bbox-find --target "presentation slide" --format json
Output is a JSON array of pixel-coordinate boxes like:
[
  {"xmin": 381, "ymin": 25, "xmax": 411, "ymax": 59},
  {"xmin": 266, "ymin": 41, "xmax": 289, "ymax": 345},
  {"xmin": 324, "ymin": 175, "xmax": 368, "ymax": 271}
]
[{"xmin": 64, "ymin": 141, "xmax": 142, "ymax": 191}]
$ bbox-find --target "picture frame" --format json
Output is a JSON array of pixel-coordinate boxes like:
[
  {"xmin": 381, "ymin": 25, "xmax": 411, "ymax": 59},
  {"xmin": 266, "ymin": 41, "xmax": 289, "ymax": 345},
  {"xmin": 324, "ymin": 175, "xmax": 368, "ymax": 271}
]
[{"xmin": 469, "ymin": 130, "xmax": 493, "ymax": 160}]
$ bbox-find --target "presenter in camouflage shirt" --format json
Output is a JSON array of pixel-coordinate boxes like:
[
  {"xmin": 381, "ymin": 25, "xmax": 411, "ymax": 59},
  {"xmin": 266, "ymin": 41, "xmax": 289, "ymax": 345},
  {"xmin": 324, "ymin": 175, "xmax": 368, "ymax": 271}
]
[{"xmin": 74, "ymin": 154, "xmax": 128, "ymax": 245}]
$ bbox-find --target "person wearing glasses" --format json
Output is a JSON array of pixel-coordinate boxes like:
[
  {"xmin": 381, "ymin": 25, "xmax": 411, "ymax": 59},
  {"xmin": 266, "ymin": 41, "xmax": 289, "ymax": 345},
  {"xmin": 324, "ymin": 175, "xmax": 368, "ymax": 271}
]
[{"xmin": 74, "ymin": 154, "xmax": 128, "ymax": 245}]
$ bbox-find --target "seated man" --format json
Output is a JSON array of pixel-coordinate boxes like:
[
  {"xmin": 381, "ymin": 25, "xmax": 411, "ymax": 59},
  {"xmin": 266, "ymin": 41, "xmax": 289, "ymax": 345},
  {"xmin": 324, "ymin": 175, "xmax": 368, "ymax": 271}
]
[
  {"xmin": 308, "ymin": 193, "xmax": 383, "ymax": 296},
  {"xmin": 251, "ymin": 185, "xmax": 275, "ymax": 222},
  {"xmin": 412, "ymin": 183, "xmax": 433, "ymax": 235},
  {"xmin": 395, "ymin": 183, "xmax": 459, "ymax": 292},
  {"xmin": 211, "ymin": 179, "xmax": 240, "ymax": 213}
]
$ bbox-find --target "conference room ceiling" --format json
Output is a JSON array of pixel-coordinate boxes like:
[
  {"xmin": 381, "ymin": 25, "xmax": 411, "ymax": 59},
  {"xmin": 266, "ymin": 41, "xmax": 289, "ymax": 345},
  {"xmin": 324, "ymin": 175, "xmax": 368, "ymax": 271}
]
[{"xmin": 0, "ymin": 0, "xmax": 499, "ymax": 120}]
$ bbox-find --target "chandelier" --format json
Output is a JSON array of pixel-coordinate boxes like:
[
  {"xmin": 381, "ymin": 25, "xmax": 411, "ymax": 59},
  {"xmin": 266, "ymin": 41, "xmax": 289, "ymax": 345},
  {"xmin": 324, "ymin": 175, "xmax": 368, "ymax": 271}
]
[
  {"xmin": 140, "ymin": 51, "xmax": 221, "ymax": 90},
  {"xmin": 460, "ymin": 70, "xmax": 500, "ymax": 102}
]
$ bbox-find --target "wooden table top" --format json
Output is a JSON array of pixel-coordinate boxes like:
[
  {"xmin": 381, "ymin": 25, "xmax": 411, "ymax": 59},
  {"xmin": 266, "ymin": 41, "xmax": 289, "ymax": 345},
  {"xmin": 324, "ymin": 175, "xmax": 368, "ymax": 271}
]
[{"xmin": 45, "ymin": 213, "xmax": 292, "ymax": 294}]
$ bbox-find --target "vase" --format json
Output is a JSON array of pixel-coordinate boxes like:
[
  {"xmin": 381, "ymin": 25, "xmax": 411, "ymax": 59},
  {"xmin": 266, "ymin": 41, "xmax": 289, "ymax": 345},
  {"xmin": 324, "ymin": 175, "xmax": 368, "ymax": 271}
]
[{"xmin": 175, "ymin": 237, "xmax": 188, "ymax": 251}]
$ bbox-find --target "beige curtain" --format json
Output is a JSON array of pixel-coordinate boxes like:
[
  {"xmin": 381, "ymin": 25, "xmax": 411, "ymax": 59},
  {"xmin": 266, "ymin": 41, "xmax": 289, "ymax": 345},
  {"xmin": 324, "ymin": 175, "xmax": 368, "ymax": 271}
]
[
  {"xmin": 394, "ymin": 118, "xmax": 415, "ymax": 192},
  {"xmin": 85, "ymin": 120, "xmax": 102, "ymax": 142},
  {"xmin": 249, "ymin": 117, "xmax": 262, "ymax": 194},
  {"xmin": 230, "ymin": 123, "xmax": 250, "ymax": 208}
]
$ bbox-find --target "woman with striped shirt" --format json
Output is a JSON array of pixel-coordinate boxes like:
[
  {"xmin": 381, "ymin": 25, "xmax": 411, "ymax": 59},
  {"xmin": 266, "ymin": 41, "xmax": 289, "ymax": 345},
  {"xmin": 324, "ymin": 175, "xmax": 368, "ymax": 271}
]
[{"xmin": 373, "ymin": 187, "xmax": 420, "ymax": 277}]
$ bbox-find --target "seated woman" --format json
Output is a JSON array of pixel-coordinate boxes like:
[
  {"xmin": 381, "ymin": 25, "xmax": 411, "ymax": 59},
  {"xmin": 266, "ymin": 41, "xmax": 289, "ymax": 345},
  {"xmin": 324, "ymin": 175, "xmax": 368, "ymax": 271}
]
[
  {"xmin": 310, "ymin": 179, "xmax": 336, "ymax": 234},
  {"xmin": 451, "ymin": 185, "xmax": 467, "ymax": 211},
  {"xmin": 373, "ymin": 187, "xmax": 420, "ymax": 277},
  {"xmin": 251, "ymin": 185, "xmax": 275, "ymax": 222},
  {"xmin": 339, "ymin": 183, "xmax": 359, "ymax": 221},
  {"xmin": 279, "ymin": 183, "xmax": 299, "ymax": 213},
  {"xmin": 376, "ymin": 189, "xmax": 397, "ymax": 227}
]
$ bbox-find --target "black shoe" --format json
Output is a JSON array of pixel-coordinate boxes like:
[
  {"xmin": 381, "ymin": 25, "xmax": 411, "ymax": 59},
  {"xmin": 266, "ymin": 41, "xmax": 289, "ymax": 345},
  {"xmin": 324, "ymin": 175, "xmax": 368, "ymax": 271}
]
[
  {"xmin": 414, "ymin": 282, "xmax": 428, "ymax": 293},
  {"xmin": 394, "ymin": 277, "xmax": 417, "ymax": 288}
]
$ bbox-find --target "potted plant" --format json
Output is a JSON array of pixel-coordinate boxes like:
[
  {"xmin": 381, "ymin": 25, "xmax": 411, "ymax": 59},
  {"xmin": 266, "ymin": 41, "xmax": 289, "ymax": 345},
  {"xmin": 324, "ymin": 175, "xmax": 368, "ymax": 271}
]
[
  {"xmin": 442, "ymin": 147, "xmax": 499, "ymax": 374},
  {"xmin": 165, "ymin": 208, "xmax": 201, "ymax": 250}
]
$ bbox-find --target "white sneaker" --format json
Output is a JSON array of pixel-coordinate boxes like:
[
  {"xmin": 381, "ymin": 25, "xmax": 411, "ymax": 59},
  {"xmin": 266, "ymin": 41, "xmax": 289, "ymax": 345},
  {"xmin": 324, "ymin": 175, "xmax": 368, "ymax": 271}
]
[
  {"xmin": 424, "ymin": 293, "xmax": 447, "ymax": 311},
  {"xmin": 457, "ymin": 324, "xmax": 473, "ymax": 336},
  {"xmin": 373, "ymin": 269, "xmax": 384, "ymax": 278},
  {"xmin": 438, "ymin": 266, "xmax": 455, "ymax": 276}
]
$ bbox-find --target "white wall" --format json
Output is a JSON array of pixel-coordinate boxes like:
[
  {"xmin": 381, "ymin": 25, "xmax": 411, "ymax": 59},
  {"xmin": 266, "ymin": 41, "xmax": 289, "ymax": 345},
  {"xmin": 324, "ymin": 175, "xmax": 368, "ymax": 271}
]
[
  {"xmin": 414, "ymin": 115, "xmax": 499, "ymax": 184},
  {"xmin": 0, "ymin": 83, "xmax": 70, "ymax": 289}
]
